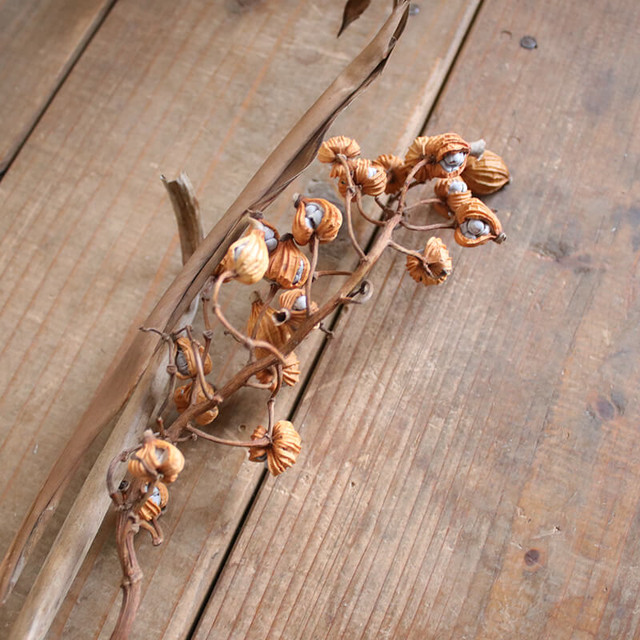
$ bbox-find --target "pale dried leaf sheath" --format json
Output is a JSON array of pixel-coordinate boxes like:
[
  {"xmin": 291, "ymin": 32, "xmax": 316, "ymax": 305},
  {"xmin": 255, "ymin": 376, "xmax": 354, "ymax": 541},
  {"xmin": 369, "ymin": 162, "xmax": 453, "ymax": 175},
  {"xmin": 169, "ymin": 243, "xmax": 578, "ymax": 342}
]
[{"xmin": 3, "ymin": 5, "xmax": 411, "ymax": 636}]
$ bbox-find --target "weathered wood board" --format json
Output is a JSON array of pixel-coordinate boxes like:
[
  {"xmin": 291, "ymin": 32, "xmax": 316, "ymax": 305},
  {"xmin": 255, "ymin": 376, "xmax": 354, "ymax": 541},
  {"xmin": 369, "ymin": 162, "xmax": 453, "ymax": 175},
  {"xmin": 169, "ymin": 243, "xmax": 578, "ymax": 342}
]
[
  {"xmin": 0, "ymin": 0, "xmax": 482, "ymax": 637},
  {"xmin": 192, "ymin": 0, "xmax": 640, "ymax": 638},
  {"xmin": 0, "ymin": 0, "xmax": 116, "ymax": 174}
]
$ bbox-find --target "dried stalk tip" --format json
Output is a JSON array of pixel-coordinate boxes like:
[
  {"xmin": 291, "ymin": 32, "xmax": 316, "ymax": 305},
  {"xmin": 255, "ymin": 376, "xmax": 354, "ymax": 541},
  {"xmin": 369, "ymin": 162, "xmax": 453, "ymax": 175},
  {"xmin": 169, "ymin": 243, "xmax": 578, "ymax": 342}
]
[
  {"xmin": 248, "ymin": 421, "xmax": 302, "ymax": 476},
  {"xmin": 128, "ymin": 433, "xmax": 185, "ymax": 484},
  {"xmin": 317, "ymin": 135, "xmax": 361, "ymax": 164},
  {"xmin": 406, "ymin": 237, "xmax": 452, "ymax": 286}
]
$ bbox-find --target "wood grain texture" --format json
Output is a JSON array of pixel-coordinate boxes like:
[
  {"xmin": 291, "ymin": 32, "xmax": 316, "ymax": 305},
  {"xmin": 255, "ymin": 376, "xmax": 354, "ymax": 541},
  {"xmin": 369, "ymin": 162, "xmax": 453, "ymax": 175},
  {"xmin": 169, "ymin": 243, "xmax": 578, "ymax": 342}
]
[
  {"xmin": 0, "ymin": 0, "xmax": 479, "ymax": 637},
  {"xmin": 193, "ymin": 0, "xmax": 640, "ymax": 638},
  {"xmin": 0, "ymin": 0, "xmax": 116, "ymax": 174}
]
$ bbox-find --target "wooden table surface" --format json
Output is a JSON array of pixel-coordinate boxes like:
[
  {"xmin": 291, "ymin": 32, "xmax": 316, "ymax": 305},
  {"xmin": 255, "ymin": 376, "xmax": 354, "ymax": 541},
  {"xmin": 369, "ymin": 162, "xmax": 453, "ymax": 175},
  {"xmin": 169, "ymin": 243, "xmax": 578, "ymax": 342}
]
[{"xmin": 1, "ymin": 0, "xmax": 639, "ymax": 638}]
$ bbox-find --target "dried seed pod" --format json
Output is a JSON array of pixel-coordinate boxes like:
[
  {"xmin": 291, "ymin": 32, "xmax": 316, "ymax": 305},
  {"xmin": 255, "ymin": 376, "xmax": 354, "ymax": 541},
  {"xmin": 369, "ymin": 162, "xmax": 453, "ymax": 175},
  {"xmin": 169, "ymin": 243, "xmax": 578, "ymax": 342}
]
[
  {"xmin": 352, "ymin": 158, "xmax": 387, "ymax": 196},
  {"xmin": 406, "ymin": 133, "xmax": 471, "ymax": 181},
  {"xmin": 265, "ymin": 234, "xmax": 311, "ymax": 289},
  {"xmin": 248, "ymin": 426, "xmax": 268, "ymax": 463},
  {"xmin": 278, "ymin": 288, "xmax": 319, "ymax": 329},
  {"xmin": 175, "ymin": 337, "xmax": 212, "ymax": 380},
  {"xmin": 267, "ymin": 420, "xmax": 302, "ymax": 476},
  {"xmin": 254, "ymin": 350, "xmax": 300, "ymax": 387},
  {"xmin": 404, "ymin": 136, "xmax": 438, "ymax": 182},
  {"xmin": 173, "ymin": 381, "xmax": 219, "ymax": 426},
  {"xmin": 217, "ymin": 227, "xmax": 269, "ymax": 284},
  {"xmin": 292, "ymin": 197, "xmax": 342, "ymax": 245},
  {"xmin": 461, "ymin": 149, "xmax": 510, "ymax": 194},
  {"xmin": 406, "ymin": 237, "xmax": 453, "ymax": 286},
  {"xmin": 428, "ymin": 132, "xmax": 471, "ymax": 179},
  {"xmin": 376, "ymin": 154, "xmax": 409, "ymax": 194},
  {"xmin": 317, "ymin": 135, "xmax": 361, "ymax": 164},
  {"xmin": 138, "ymin": 482, "xmax": 169, "ymax": 522},
  {"xmin": 454, "ymin": 198, "xmax": 505, "ymax": 247},
  {"xmin": 248, "ymin": 301, "xmax": 292, "ymax": 350},
  {"xmin": 255, "ymin": 219, "xmax": 280, "ymax": 253},
  {"xmin": 128, "ymin": 433, "xmax": 185, "ymax": 484},
  {"xmin": 173, "ymin": 383, "xmax": 192, "ymax": 413}
]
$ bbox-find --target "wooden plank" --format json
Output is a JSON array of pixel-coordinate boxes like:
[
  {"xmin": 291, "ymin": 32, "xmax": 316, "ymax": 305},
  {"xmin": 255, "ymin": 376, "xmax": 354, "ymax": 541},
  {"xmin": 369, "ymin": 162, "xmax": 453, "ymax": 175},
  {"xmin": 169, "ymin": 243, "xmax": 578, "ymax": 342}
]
[
  {"xmin": 0, "ymin": 0, "xmax": 116, "ymax": 174},
  {"xmin": 0, "ymin": 0, "xmax": 480, "ymax": 637},
  {"xmin": 192, "ymin": 0, "xmax": 640, "ymax": 638}
]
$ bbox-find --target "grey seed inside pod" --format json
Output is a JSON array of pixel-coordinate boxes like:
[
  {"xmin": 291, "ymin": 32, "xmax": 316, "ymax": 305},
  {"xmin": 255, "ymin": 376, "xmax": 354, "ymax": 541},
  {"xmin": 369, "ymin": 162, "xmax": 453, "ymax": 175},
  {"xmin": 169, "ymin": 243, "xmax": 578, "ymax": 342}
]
[
  {"xmin": 262, "ymin": 226, "xmax": 275, "ymax": 241},
  {"xmin": 175, "ymin": 350, "xmax": 190, "ymax": 376},
  {"xmin": 440, "ymin": 151, "xmax": 465, "ymax": 171},
  {"xmin": 462, "ymin": 218, "xmax": 490, "ymax": 238},
  {"xmin": 366, "ymin": 166, "xmax": 378, "ymax": 179},
  {"xmin": 265, "ymin": 237, "xmax": 278, "ymax": 253},
  {"xmin": 233, "ymin": 240, "xmax": 247, "ymax": 260},
  {"xmin": 304, "ymin": 203, "xmax": 324, "ymax": 229},
  {"xmin": 292, "ymin": 259, "xmax": 305, "ymax": 284},
  {"xmin": 292, "ymin": 295, "xmax": 307, "ymax": 311},
  {"xmin": 150, "ymin": 487, "xmax": 162, "ymax": 506},
  {"xmin": 448, "ymin": 179, "xmax": 467, "ymax": 194}
]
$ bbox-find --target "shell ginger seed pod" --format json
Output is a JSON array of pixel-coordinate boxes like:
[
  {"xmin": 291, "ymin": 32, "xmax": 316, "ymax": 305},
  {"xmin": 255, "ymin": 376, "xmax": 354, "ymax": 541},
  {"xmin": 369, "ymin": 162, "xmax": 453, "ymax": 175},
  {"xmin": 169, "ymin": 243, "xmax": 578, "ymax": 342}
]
[
  {"xmin": 175, "ymin": 337, "xmax": 213, "ymax": 380},
  {"xmin": 454, "ymin": 198, "xmax": 505, "ymax": 247},
  {"xmin": 352, "ymin": 159, "xmax": 387, "ymax": 196},
  {"xmin": 128, "ymin": 431, "xmax": 185, "ymax": 484},
  {"xmin": 317, "ymin": 135, "xmax": 361, "ymax": 164},
  {"xmin": 219, "ymin": 225, "xmax": 269, "ymax": 284},
  {"xmin": 279, "ymin": 288, "xmax": 319, "ymax": 329},
  {"xmin": 268, "ymin": 420, "xmax": 302, "ymax": 476},
  {"xmin": 292, "ymin": 197, "xmax": 342, "ymax": 245},
  {"xmin": 461, "ymin": 149, "xmax": 510, "ymax": 194},
  {"xmin": 265, "ymin": 234, "xmax": 311, "ymax": 289},
  {"xmin": 406, "ymin": 237, "xmax": 452, "ymax": 286}
]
